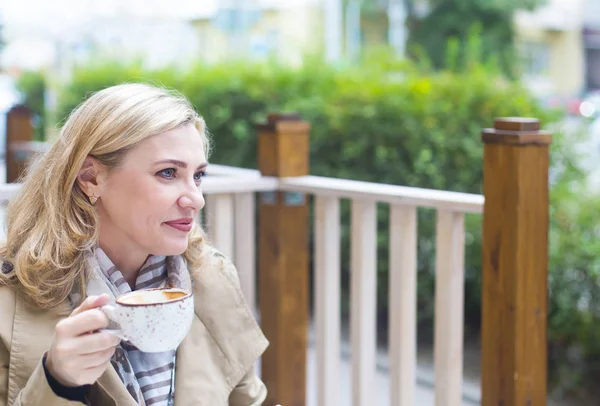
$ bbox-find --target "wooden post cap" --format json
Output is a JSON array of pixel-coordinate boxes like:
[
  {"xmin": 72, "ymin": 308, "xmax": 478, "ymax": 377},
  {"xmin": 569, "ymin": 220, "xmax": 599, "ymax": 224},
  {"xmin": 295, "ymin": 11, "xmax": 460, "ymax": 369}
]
[
  {"xmin": 256, "ymin": 112, "xmax": 310, "ymax": 177},
  {"xmin": 494, "ymin": 117, "xmax": 540, "ymax": 131},
  {"xmin": 7, "ymin": 105, "xmax": 32, "ymax": 116},
  {"xmin": 268, "ymin": 112, "xmax": 301, "ymax": 122},
  {"xmin": 482, "ymin": 117, "xmax": 552, "ymax": 146},
  {"xmin": 256, "ymin": 113, "xmax": 308, "ymax": 133}
]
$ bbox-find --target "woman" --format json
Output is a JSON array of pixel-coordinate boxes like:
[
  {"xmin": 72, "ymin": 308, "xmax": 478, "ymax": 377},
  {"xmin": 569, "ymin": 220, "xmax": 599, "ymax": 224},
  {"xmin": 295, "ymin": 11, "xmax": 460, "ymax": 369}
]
[{"xmin": 0, "ymin": 83, "xmax": 268, "ymax": 405}]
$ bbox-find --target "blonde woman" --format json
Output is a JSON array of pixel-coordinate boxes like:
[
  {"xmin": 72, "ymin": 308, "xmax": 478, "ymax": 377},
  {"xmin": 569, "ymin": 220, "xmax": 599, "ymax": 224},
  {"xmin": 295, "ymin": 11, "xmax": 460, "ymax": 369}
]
[{"xmin": 0, "ymin": 83, "xmax": 268, "ymax": 405}]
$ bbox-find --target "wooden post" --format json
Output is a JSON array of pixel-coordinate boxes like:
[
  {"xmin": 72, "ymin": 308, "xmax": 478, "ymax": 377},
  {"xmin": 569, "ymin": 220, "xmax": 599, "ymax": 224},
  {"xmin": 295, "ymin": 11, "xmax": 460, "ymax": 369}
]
[
  {"xmin": 256, "ymin": 113, "xmax": 310, "ymax": 406},
  {"xmin": 5, "ymin": 105, "xmax": 34, "ymax": 183},
  {"xmin": 481, "ymin": 118, "xmax": 552, "ymax": 406}
]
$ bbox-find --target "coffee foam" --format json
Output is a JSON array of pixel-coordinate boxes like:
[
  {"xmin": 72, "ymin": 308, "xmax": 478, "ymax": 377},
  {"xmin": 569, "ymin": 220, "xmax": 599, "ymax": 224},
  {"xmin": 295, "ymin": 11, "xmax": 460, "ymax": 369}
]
[{"xmin": 118, "ymin": 289, "xmax": 188, "ymax": 305}]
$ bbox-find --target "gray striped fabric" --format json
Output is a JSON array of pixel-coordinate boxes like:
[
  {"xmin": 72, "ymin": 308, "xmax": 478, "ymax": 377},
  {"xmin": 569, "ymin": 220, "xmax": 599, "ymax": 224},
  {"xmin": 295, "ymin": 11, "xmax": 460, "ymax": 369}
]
[{"xmin": 90, "ymin": 248, "xmax": 192, "ymax": 406}]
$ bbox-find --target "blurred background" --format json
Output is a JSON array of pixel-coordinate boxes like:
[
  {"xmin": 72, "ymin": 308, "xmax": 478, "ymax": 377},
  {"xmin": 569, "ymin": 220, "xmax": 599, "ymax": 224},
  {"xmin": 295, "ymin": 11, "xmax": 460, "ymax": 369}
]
[{"xmin": 1, "ymin": 0, "xmax": 600, "ymax": 405}]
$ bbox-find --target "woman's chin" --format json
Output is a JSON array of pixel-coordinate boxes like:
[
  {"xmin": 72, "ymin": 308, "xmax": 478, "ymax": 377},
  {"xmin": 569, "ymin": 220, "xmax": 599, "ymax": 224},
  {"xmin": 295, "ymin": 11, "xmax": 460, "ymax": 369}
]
[{"xmin": 153, "ymin": 240, "xmax": 189, "ymax": 257}]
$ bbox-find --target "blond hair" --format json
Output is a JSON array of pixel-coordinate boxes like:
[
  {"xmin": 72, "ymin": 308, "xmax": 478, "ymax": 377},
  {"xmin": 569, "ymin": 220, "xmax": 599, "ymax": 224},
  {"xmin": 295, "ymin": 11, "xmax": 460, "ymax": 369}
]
[{"xmin": 0, "ymin": 83, "xmax": 211, "ymax": 310}]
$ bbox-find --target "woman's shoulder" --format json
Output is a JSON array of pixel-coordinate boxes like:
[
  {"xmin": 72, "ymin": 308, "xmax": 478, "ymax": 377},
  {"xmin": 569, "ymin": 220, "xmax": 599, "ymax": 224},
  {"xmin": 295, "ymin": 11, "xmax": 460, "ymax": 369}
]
[
  {"xmin": 190, "ymin": 245, "xmax": 243, "ymax": 289},
  {"xmin": 208, "ymin": 247, "xmax": 243, "ymax": 287}
]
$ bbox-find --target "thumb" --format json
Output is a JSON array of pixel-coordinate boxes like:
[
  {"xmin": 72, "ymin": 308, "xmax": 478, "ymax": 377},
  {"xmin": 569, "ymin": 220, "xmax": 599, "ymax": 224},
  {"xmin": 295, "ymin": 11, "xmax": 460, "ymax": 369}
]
[{"xmin": 70, "ymin": 293, "xmax": 111, "ymax": 317}]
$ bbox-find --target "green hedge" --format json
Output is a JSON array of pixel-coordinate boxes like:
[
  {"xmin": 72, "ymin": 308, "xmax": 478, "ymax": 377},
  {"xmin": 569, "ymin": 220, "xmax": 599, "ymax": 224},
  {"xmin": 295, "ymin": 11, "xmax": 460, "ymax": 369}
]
[{"xmin": 52, "ymin": 57, "xmax": 599, "ymax": 397}]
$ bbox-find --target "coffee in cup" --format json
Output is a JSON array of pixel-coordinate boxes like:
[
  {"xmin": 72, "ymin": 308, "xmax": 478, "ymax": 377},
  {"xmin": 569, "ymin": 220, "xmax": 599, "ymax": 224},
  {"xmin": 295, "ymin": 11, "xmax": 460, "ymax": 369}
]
[
  {"xmin": 101, "ymin": 287, "xmax": 194, "ymax": 353},
  {"xmin": 116, "ymin": 289, "xmax": 188, "ymax": 305}
]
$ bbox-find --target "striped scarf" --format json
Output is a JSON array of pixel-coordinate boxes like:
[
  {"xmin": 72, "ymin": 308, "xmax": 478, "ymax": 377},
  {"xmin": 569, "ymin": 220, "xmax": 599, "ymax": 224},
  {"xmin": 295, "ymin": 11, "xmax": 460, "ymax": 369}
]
[{"xmin": 82, "ymin": 247, "xmax": 192, "ymax": 406}]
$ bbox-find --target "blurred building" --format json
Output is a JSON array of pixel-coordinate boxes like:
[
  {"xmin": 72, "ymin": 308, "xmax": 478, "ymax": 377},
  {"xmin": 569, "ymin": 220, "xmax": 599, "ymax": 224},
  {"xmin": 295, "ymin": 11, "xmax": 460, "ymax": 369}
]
[
  {"xmin": 583, "ymin": 0, "xmax": 600, "ymax": 91},
  {"xmin": 189, "ymin": 0, "xmax": 323, "ymax": 66},
  {"xmin": 188, "ymin": 0, "xmax": 415, "ymax": 65},
  {"xmin": 3, "ymin": 0, "xmax": 596, "ymax": 100},
  {"xmin": 189, "ymin": 0, "xmax": 598, "ymax": 101},
  {"xmin": 514, "ymin": 0, "xmax": 587, "ymax": 98}
]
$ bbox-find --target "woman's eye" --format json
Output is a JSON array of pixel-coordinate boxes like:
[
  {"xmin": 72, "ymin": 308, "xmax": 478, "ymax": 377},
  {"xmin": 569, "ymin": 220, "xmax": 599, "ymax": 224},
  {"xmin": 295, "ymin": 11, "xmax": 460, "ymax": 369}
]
[
  {"xmin": 158, "ymin": 168, "xmax": 176, "ymax": 179},
  {"xmin": 194, "ymin": 171, "xmax": 206, "ymax": 182}
]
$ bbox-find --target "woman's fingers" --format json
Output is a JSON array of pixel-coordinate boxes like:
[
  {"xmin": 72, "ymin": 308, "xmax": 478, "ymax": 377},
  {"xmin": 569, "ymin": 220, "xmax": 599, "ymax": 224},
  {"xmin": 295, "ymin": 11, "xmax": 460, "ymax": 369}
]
[
  {"xmin": 57, "ymin": 308, "xmax": 110, "ymax": 338},
  {"xmin": 70, "ymin": 332, "xmax": 121, "ymax": 356},
  {"xmin": 45, "ymin": 295, "xmax": 121, "ymax": 387},
  {"xmin": 70, "ymin": 294, "xmax": 110, "ymax": 317},
  {"xmin": 77, "ymin": 346, "xmax": 117, "ymax": 369}
]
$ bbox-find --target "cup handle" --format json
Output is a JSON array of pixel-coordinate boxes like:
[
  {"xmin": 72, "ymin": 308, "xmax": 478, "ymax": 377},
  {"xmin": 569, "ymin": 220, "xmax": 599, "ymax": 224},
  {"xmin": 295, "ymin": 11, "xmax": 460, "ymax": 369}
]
[
  {"xmin": 99, "ymin": 304, "xmax": 128, "ymax": 341},
  {"xmin": 100, "ymin": 304, "xmax": 121, "ymax": 324}
]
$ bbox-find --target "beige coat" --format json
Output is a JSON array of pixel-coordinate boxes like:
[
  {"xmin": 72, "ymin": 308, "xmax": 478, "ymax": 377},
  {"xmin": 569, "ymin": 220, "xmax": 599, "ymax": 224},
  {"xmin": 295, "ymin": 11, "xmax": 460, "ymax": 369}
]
[{"xmin": 0, "ymin": 253, "xmax": 269, "ymax": 406}]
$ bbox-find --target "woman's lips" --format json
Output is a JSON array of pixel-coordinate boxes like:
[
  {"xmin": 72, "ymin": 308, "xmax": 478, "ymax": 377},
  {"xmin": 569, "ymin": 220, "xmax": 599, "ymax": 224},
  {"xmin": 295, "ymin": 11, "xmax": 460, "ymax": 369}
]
[{"xmin": 164, "ymin": 218, "xmax": 193, "ymax": 232}]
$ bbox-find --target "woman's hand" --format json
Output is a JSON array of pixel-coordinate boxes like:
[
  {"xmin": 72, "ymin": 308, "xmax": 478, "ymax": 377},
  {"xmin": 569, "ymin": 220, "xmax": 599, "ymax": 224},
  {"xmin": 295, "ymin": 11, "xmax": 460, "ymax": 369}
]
[{"xmin": 45, "ymin": 294, "xmax": 121, "ymax": 387}]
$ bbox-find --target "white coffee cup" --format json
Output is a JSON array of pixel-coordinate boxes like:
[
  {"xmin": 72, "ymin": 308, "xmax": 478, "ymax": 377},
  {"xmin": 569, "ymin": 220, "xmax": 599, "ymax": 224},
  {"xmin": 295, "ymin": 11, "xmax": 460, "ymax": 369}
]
[{"xmin": 101, "ymin": 287, "xmax": 194, "ymax": 353}]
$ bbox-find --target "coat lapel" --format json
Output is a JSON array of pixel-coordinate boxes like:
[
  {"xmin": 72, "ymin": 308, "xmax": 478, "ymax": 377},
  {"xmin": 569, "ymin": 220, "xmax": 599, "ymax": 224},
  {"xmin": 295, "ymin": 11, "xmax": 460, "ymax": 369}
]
[
  {"xmin": 95, "ymin": 365, "xmax": 139, "ymax": 406},
  {"xmin": 174, "ymin": 255, "xmax": 268, "ymax": 406},
  {"xmin": 174, "ymin": 316, "xmax": 233, "ymax": 405}
]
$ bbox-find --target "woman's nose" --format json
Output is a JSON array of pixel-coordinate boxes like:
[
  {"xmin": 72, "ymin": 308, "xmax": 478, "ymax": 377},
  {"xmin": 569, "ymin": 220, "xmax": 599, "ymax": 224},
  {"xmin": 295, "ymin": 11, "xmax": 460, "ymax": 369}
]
[{"xmin": 178, "ymin": 187, "xmax": 205, "ymax": 212}]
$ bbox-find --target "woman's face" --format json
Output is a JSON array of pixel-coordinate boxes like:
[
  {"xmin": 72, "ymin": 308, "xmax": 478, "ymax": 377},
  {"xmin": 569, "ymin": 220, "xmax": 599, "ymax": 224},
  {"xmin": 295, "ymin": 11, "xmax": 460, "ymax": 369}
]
[{"xmin": 96, "ymin": 124, "xmax": 207, "ymax": 259}]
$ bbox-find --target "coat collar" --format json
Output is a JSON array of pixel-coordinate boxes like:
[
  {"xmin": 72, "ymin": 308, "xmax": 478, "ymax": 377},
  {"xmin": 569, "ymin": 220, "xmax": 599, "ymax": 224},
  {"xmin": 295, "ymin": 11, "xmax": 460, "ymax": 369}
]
[{"xmin": 8, "ymin": 253, "xmax": 267, "ymax": 405}]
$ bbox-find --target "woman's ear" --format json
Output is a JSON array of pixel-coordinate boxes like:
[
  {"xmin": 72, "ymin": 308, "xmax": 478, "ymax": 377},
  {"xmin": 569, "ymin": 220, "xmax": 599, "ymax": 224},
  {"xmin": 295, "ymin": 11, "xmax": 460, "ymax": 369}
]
[{"xmin": 76, "ymin": 156, "xmax": 107, "ymax": 200}]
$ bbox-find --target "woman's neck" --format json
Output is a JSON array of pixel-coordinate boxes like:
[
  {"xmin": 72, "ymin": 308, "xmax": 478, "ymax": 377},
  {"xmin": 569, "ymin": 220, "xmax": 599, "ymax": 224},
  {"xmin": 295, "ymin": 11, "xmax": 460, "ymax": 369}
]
[
  {"xmin": 97, "ymin": 242, "xmax": 149, "ymax": 289},
  {"xmin": 96, "ymin": 209, "xmax": 152, "ymax": 289}
]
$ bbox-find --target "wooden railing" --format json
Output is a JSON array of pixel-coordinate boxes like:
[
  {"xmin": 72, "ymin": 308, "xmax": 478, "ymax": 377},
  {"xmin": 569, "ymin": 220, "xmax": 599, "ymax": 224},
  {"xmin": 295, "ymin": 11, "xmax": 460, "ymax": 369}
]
[
  {"xmin": 0, "ymin": 114, "xmax": 551, "ymax": 406},
  {"xmin": 280, "ymin": 174, "xmax": 483, "ymax": 406}
]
